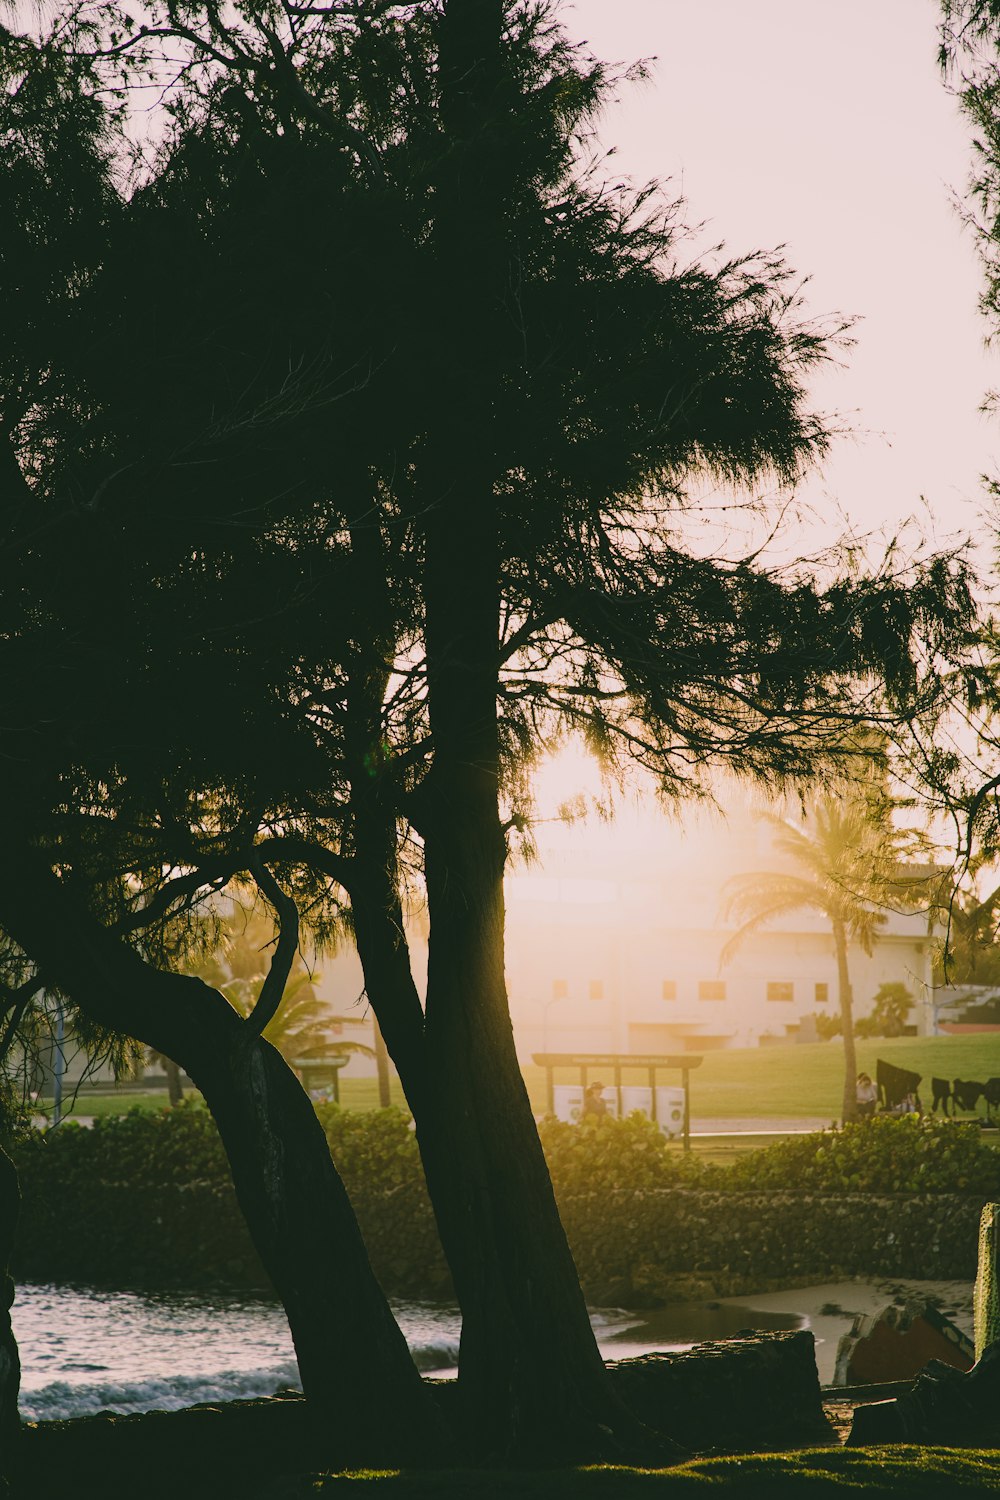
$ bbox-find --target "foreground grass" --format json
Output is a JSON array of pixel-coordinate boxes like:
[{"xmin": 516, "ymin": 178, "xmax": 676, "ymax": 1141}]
[
  {"xmin": 260, "ymin": 1449, "xmax": 1000, "ymax": 1498},
  {"xmin": 523, "ymin": 1035, "xmax": 1000, "ymax": 1122}
]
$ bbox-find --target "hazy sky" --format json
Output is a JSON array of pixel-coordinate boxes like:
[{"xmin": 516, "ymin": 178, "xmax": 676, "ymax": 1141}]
[{"xmin": 561, "ymin": 0, "xmax": 999, "ymax": 558}]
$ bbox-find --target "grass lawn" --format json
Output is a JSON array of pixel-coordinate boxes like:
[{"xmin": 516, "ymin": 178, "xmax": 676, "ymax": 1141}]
[
  {"xmin": 35, "ymin": 1089, "xmax": 190, "ymax": 1121},
  {"xmin": 39, "ymin": 1072, "xmax": 408, "ymax": 1122},
  {"xmin": 42, "ymin": 1034, "xmax": 1000, "ymax": 1131},
  {"xmin": 522, "ymin": 1034, "xmax": 1000, "ymax": 1122}
]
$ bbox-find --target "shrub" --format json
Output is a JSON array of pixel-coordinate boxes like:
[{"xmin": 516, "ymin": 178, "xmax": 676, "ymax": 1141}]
[
  {"xmin": 314, "ymin": 1102, "xmax": 423, "ymax": 1196},
  {"xmin": 724, "ymin": 1114, "xmax": 1000, "ymax": 1196},
  {"xmin": 537, "ymin": 1111, "xmax": 706, "ymax": 1195},
  {"xmin": 809, "ymin": 1010, "xmax": 842, "ymax": 1040},
  {"xmin": 13, "ymin": 1099, "xmax": 231, "ymax": 1194},
  {"xmin": 866, "ymin": 981, "xmax": 914, "ymax": 1037},
  {"xmin": 539, "ymin": 1111, "xmax": 1000, "ymax": 1198}
]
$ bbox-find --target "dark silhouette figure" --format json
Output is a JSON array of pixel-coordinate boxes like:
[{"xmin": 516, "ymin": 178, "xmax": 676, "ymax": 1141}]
[
  {"xmin": 876, "ymin": 1058, "xmax": 922, "ymax": 1112},
  {"xmin": 582, "ymin": 1081, "xmax": 609, "ymax": 1119},
  {"xmin": 983, "ymin": 1078, "xmax": 1000, "ymax": 1119},
  {"xmin": 931, "ymin": 1077, "xmax": 953, "ymax": 1115},
  {"xmin": 953, "ymin": 1078, "xmax": 985, "ymax": 1114}
]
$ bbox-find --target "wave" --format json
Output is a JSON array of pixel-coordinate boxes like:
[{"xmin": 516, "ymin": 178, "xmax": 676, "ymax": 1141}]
[
  {"xmin": 20, "ymin": 1335, "xmax": 462, "ymax": 1422},
  {"xmin": 410, "ymin": 1337, "xmax": 460, "ymax": 1373},
  {"xmin": 16, "ymin": 1292, "xmax": 639, "ymax": 1422},
  {"xmin": 19, "ymin": 1359, "xmax": 303, "ymax": 1423}
]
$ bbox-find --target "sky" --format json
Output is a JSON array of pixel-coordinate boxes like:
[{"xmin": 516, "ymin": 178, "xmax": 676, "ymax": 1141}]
[
  {"xmin": 532, "ymin": 0, "xmax": 998, "ymax": 829},
  {"xmin": 559, "ymin": 0, "xmax": 999, "ymax": 560}
]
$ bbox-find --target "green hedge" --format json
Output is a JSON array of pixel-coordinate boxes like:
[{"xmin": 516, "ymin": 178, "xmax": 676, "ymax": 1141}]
[
  {"xmin": 9, "ymin": 1101, "xmax": 448, "ymax": 1296},
  {"xmin": 720, "ymin": 1114, "xmax": 1000, "ymax": 1195},
  {"xmin": 9, "ymin": 1105, "xmax": 998, "ymax": 1297}
]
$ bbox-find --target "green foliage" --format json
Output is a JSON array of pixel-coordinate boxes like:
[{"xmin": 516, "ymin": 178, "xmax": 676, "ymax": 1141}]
[
  {"xmin": 14, "ymin": 1099, "xmax": 230, "ymax": 1191},
  {"xmin": 14, "ymin": 1100, "xmax": 427, "ymax": 1200},
  {"xmin": 859, "ymin": 981, "xmax": 914, "ymax": 1038},
  {"xmin": 0, "ymin": 1076, "xmax": 31, "ymax": 1144},
  {"xmin": 540, "ymin": 1111, "xmax": 1000, "ymax": 1198},
  {"xmin": 724, "ymin": 1114, "xmax": 1000, "ymax": 1196},
  {"xmin": 313, "ymin": 1102, "xmax": 421, "ymax": 1196},
  {"xmin": 537, "ymin": 1112, "xmax": 703, "ymax": 1194},
  {"xmin": 17, "ymin": 1101, "xmax": 997, "ymax": 1208},
  {"xmin": 10, "ymin": 1100, "xmax": 446, "ymax": 1293},
  {"xmin": 809, "ymin": 1010, "xmax": 842, "ymax": 1040}
]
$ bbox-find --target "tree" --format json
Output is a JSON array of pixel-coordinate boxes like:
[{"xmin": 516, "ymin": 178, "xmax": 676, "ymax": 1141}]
[
  {"xmin": 932, "ymin": 877, "xmax": 1000, "ymax": 984},
  {"xmin": 0, "ymin": 1142, "xmax": 19, "ymax": 1479},
  {"xmin": 857, "ymin": 981, "xmax": 915, "ymax": 1037},
  {"xmin": 187, "ymin": 905, "xmax": 332, "ymax": 1063},
  {"xmin": 0, "ymin": 0, "xmax": 977, "ymax": 1465},
  {"xmin": 722, "ymin": 779, "xmax": 919, "ymax": 1123}
]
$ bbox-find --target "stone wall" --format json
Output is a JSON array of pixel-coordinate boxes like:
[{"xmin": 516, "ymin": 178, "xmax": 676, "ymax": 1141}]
[{"xmin": 559, "ymin": 1189, "xmax": 984, "ymax": 1304}]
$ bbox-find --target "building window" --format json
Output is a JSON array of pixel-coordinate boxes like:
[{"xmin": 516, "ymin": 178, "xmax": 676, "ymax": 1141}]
[
  {"xmin": 815, "ymin": 982, "xmax": 829, "ymax": 1003},
  {"xmin": 698, "ymin": 980, "xmax": 726, "ymax": 1002},
  {"xmin": 588, "ymin": 979, "xmax": 604, "ymax": 1001},
  {"xmin": 661, "ymin": 980, "xmax": 677, "ymax": 1001},
  {"xmin": 552, "ymin": 979, "xmax": 568, "ymax": 1000},
  {"xmin": 767, "ymin": 982, "xmax": 794, "ymax": 1003}
]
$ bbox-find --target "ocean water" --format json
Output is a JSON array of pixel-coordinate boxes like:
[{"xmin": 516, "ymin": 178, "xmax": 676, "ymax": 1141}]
[{"xmin": 12, "ymin": 1284, "xmax": 801, "ymax": 1422}]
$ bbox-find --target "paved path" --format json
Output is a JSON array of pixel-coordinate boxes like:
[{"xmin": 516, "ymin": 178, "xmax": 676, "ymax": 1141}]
[
  {"xmin": 42, "ymin": 1111, "xmax": 835, "ymax": 1135},
  {"xmin": 691, "ymin": 1116, "xmax": 832, "ymax": 1135}
]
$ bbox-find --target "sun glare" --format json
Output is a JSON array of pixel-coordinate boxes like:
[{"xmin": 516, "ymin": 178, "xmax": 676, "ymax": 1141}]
[{"xmin": 531, "ymin": 744, "xmax": 609, "ymax": 822}]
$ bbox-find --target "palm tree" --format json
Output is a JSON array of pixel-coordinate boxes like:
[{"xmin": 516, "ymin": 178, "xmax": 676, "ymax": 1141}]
[
  {"xmin": 721, "ymin": 787, "xmax": 909, "ymax": 1124},
  {"xmin": 198, "ymin": 907, "xmax": 333, "ymax": 1060}
]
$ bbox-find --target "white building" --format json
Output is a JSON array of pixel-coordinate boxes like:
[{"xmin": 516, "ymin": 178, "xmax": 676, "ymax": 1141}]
[
  {"xmin": 257, "ymin": 789, "xmax": 937, "ymax": 1071},
  {"xmin": 503, "ymin": 794, "xmax": 936, "ymax": 1059}
]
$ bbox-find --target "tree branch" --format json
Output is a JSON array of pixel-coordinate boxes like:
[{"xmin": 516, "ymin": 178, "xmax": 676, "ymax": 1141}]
[
  {"xmin": 0, "ymin": 971, "xmax": 45, "ymax": 1066},
  {"xmin": 246, "ymin": 855, "xmax": 300, "ymax": 1037}
]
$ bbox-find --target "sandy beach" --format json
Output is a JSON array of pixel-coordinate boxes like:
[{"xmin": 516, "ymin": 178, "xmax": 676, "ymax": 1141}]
[{"xmin": 718, "ymin": 1277, "xmax": 975, "ymax": 1386}]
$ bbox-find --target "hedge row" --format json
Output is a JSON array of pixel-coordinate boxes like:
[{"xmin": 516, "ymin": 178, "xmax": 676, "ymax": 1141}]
[
  {"xmin": 559, "ymin": 1190, "xmax": 984, "ymax": 1303},
  {"xmin": 539, "ymin": 1111, "xmax": 1000, "ymax": 1197},
  {"xmin": 8, "ymin": 1105, "xmax": 997, "ymax": 1298},
  {"xmin": 9, "ymin": 1102, "xmax": 449, "ymax": 1297},
  {"xmin": 15, "ymin": 1100, "xmax": 999, "ymax": 1198}
]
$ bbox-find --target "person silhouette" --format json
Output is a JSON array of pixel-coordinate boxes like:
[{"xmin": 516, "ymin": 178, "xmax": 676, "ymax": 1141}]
[
  {"xmin": 856, "ymin": 1071, "xmax": 878, "ymax": 1120},
  {"xmin": 582, "ymin": 1081, "xmax": 608, "ymax": 1119}
]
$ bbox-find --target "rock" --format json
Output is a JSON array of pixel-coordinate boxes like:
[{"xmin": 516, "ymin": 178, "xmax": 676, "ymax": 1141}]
[
  {"xmin": 834, "ymin": 1298, "xmax": 974, "ymax": 1385},
  {"xmin": 606, "ymin": 1329, "xmax": 831, "ymax": 1452},
  {"xmin": 847, "ymin": 1339, "xmax": 1000, "ymax": 1447}
]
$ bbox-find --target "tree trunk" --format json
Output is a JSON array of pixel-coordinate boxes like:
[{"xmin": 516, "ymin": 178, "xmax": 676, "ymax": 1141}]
[
  {"xmin": 833, "ymin": 918, "xmax": 858, "ymax": 1126},
  {"xmin": 343, "ymin": 608, "xmax": 655, "ymax": 1455},
  {"xmin": 0, "ymin": 842, "xmax": 448, "ymax": 1463},
  {"xmin": 356, "ymin": 0, "xmax": 668, "ymax": 1462},
  {"xmin": 372, "ymin": 1014, "xmax": 392, "ymax": 1108},
  {"xmin": 164, "ymin": 1055, "xmax": 184, "ymax": 1106},
  {"xmin": 349, "ymin": 795, "xmax": 660, "ymax": 1462},
  {"xmin": 0, "ymin": 1144, "xmax": 20, "ymax": 1482}
]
